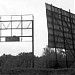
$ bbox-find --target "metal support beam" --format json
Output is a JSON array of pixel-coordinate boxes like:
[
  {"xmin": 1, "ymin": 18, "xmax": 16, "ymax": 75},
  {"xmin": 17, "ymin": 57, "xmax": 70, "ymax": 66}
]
[
  {"xmin": 69, "ymin": 9, "xmax": 75, "ymax": 59},
  {"xmin": 51, "ymin": 4, "xmax": 58, "ymax": 68},
  {"xmin": 21, "ymin": 15, "xmax": 23, "ymax": 42},
  {"xmin": 61, "ymin": 9, "xmax": 68, "ymax": 68},
  {"xmin": 0, "ymin": 17, "xmax": 1, "ymax": 42},
  {"xmin": 11, "ymin": 16, "xmax": 12, "ymax": 36},
  {"xmin": 32, "ymin": 16, "xmax": 34, "ymax": 68}
]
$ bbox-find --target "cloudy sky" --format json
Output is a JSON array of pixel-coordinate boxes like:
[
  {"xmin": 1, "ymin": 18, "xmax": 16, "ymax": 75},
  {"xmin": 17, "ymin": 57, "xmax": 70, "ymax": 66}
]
[{"xmin": 0, "ymin": 0, "xmax": 74, "ymax": 56}]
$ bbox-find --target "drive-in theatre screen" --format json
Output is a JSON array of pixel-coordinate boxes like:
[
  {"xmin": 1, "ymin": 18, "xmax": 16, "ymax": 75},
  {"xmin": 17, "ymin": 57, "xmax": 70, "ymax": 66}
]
[{"xmin": 46, "ymin": 3, "xmax": 75, "ymax": 51}]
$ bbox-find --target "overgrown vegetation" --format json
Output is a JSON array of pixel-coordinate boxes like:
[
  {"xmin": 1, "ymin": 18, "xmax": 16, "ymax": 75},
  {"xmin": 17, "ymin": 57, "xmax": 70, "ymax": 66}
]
[{"xmin": 0, "ymin": 46, "xmax": 75, "ymax": 72}]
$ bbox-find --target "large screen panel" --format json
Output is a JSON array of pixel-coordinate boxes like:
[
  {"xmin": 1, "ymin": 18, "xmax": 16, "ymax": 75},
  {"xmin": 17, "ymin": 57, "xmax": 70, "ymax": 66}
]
[{"xmin": 46, "ymin": 3, "xmax": 75, "ymax": 50}]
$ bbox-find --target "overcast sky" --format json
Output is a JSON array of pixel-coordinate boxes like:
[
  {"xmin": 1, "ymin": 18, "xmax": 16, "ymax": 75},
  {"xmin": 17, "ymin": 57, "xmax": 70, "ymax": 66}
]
[{"xmin": 0, "ymin": 0, "xmax": 74, "ymax": 56}]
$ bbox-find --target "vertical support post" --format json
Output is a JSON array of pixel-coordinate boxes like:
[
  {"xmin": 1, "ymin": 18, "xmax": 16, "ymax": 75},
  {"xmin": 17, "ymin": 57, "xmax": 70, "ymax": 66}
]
[
  {"xmin": 69, "ymin": 9, "xmax": 75, "ymax": 58},
  {"xmin": 32, "ymin": 15, "xmax": 34, "ymax": 68},
  {"xmin": 21, "ymin": 15, "xmax": 23, "ymax": 42},
  {"xmin": 11, "ymin": 16, "xmax": 12, "ymax": 36},
  {"xmin": 61, "ymin": 9, "xmax": 68, "ymax": 68},
  {"xmin": 0, "ymin": 17, "xmax": 1, "ymax": 42},
  {"xmin": 51, "ymin": 4, "xmax": 58, "ymax": 68}
]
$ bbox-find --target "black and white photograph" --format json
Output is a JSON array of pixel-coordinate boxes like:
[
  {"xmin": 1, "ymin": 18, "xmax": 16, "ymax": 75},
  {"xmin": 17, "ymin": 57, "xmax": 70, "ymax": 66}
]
[{"xmin": 0, "ymin": 0, "xmax": 74, "ymax": 75}]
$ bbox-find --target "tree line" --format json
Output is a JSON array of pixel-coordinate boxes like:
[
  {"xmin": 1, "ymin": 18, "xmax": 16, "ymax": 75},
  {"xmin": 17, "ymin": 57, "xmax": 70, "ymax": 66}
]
[{"xmin": 0, "ymin": 46, "xmax": 75, "ymax": 72}]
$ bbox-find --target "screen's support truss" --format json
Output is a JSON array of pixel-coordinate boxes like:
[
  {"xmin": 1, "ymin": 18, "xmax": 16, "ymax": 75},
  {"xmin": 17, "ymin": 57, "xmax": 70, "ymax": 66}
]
[
  {"xmin": 0, "ymin": 15, "xmax": 34, "ymax": 68},
  {"xmin": 0, "ymin": 15, "xmax": 33, "ymax": 42},
  {"xmin": 52, "ymin": 7, "xmax": 75, "ymax": 63},
  {"xmin": 46, "ymin": 3, "xmax": 75, "ymax": 68}
]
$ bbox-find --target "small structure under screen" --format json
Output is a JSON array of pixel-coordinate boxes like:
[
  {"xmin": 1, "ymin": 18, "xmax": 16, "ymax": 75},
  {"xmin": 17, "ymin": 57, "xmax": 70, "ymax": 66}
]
[{"xmin": 5, "ymin": 36, "xmax": 20, "ymax": 42}]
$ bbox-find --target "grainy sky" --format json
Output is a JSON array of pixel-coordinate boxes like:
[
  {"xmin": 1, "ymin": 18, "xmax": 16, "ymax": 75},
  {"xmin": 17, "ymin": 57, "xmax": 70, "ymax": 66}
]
[{"xmin": 0, "ymin": 0, "xmax": 74, "ymax": 56}]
